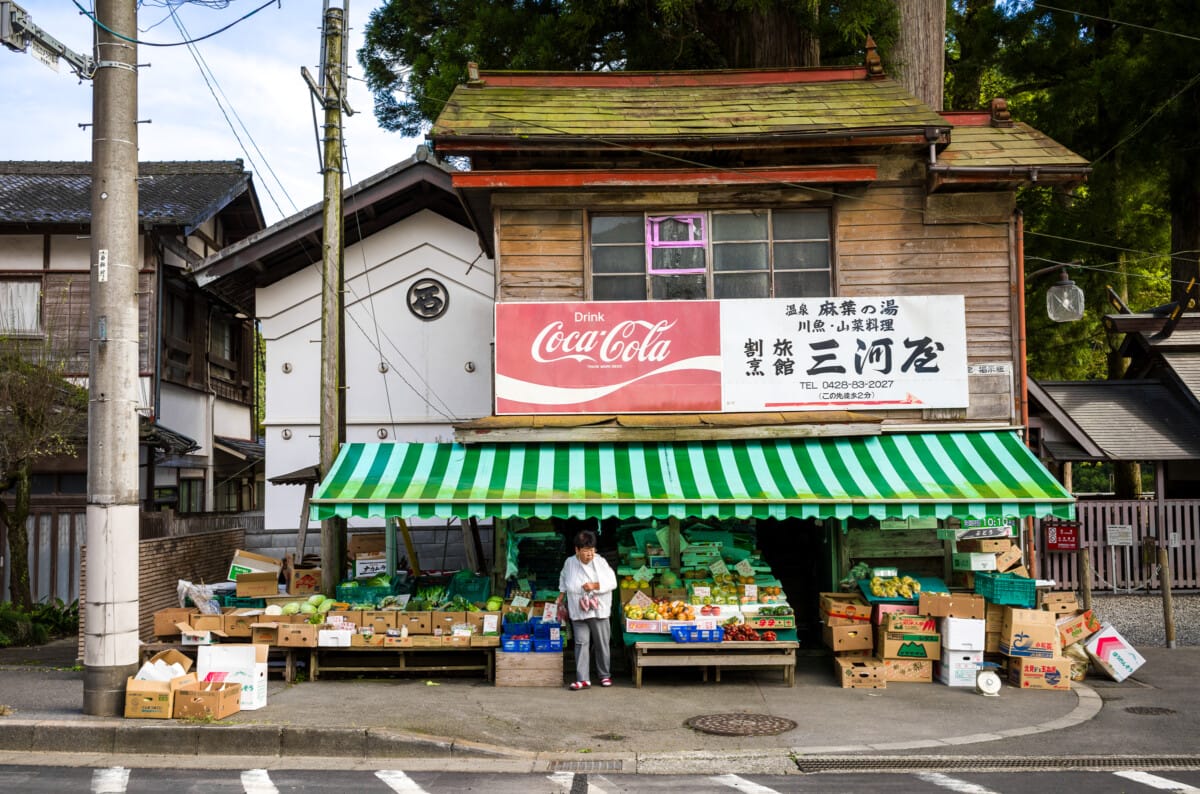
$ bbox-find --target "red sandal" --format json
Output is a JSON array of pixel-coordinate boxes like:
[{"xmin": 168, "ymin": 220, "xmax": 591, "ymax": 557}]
[
  {"xmin": 568, "ymin": 681, "xmax": 591, "ymax": 691},
  {"xmin": 600, "ymin": 678, "xmax": 613, "ymax": 687}
]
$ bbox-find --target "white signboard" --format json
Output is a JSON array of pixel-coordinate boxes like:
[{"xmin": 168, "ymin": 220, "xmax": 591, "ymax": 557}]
[
  {"xmin": 1106, "ymin": 524, "xmax": 1134, "ymax": 546},
  {"xmin": 720, "ymin": 295, "xmax": 968, "ymax": 411}
]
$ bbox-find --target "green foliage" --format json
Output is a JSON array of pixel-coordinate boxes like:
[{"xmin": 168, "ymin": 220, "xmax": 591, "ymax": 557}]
[
  {"xmin": 0, "ymin": 599, "xmax": 78, "ymax": 648},
  {"xmin": 359, "ymin": 0, "xmax": 898, "ymax": 135}
]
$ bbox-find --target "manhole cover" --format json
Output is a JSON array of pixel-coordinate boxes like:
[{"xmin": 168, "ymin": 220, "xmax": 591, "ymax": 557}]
[
  {"xmin": 686, "ymin": 713, "xmax": 797, "ymax": 736},
  {"xmin": 1125, "ymin": 706, "xmax": 1177, "ymax": 716}
]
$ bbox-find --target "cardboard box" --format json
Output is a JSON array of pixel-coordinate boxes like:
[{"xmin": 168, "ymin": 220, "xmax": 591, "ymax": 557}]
[
  {"xmin": 471, "ymin": 634, "xmax": 501, "ymax": 647},
  {"xmin": 833, "ymin": 656, "xmax": 886, "ymax": 689},
  {"xmin": 985, "ymin": 631, "xmax": 1001, "ymax": 653},
  {"xmin": 873, "ymin": 603, "xmax": 918, "ymax": 625},
  {"xmin": 957, "ymin": 538, "xmax": 1013, "ymax": 554},
  {"xmin": 173, "ymin": 681, "xmax": 242, "ymax": 720},
  {"xmin": 936, "ymin": 650, "xmax": 982, "ymax": 687},
  {"xmin": 819, "ymin": 593, "xmax": 871, "ymax": 625},
  {"xmin": 1085, "ymin": 623, "xmax": 1146, "ymax": 682},
  {"xmin": 1009, "ymin": 656, "xmax": 1071, "ymax": 690},
  {"xmin": 882, "ymin": 658, "xmax": 934, "ymax": 683},
  {"xmin": 918, "ymin": 592, "xmax": 985, "ymax": 620},
  {"xmin": 277, "ymin": 623, "xmax": 319, "ymax": 648},
  {"xmin": 227, "ymin": 549, "xmax": 282, "ymax": 582},
  {"xmin": 994, "ymin": 546, "xmax": 1024, "ymax": 573},
  {"xmin": 318, "ymin": 628, "xmax": 353, "ymax": 647},
  {"xmin": 284, "ymin": 554, "xmax": 322, "ymax": 596},
  {"xmin": 1000, "ymin": 608, "xmax": 1060, "ymax": 658},
  {"xmin": 941, "ymin": 617, "xmax": 986, "ymax": 651},
  {"xmin": 443, "ymin": 635, "xmax": 472, "ymax": 647},
  {"xmin": 190, "ymin": 612, "xmax": 226, "ymax": 632},
  {"xmin": 430, "ymin": 611, "xmax": 467, "ymax": 636},
  {"xmin": 1010, "ymin": 565, "xmax": 1032, "ymax": 578},
  {"xmin": 619, "ymin": 585, "xmax": 654, "ymax": 605},
  {"xmin": 153, "ymin": 608, "xmax": 194, "ymax": 638},
  {"xmin": 393, "ymin": 612, "xmax": 430, "ymax": 635},
  {"xmin": 1057, "ymin": 610, "xmax": 1102, "ymax": 648},
  {"xmin": 236, "ymin": 571, "xmax": 279, "ymax": 597},
  {"xmin": 985, "ymin": 602, "xmax": 1006, "ymax": 631},
  {"xmin": 876, "ymin": 614, "xmax": 940, "ymax": 660},
  {"xmin": 197, "ymin": 643, "xmax": 269, "ymax": 711},
  {"xmin": 347, "ymin": 532, "xmax": 386, "ymax": 558},
  {"xmin": 351, "ymin": 630, "xmax": 386, "ymax": 647},
  {"xmin": 144, "ymin": 648, "xmax": 193, "ymax": 674},
  {"xmin": 466, "ymin": 611, "xmax": 502, "ymax": 636},
  {"xmin": 409, "ymin": 635, "xmax": 444, "ymax": 648},
  {"xmin": 250, "ymin": 622, "xmax": 281, "ymax": 645},
  {"xmin": 822, "ymin": 623, "xmax": 874, "ymax": 652},
  {"xmin": 1041, "ymin": 591, "xmax": 1080, "ymax": 614},
  {"xmin": 952, "ymin": 552, "xmax": 997, "ymax": 572},
  {"xmin": 327, "ymin": 609, "xmax": 362, "ymax": 627},
  {"xmin": 175, "ymin": 622, "xmax": 225, "ymax": 646},
  {"xmin": 223, "ymin": 609, "xmax": 263, "ymax": 638},
  {"xmin": 124, "ymin": 671, "xmax": 198, "ymax": 719}
]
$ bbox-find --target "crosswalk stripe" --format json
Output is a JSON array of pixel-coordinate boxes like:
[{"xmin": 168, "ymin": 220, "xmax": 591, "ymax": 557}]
[
  {"xmin": 1114, "ymin": 771, "xmax": 1200, "ymax": 793},
  {"xmin": 377, "ymin": 770, "xmax": 432, "ymax": 793},
  {"xmin": 914, "ymin": 772, "xmax": 1003, "ymax": 794},
  {"xmin": 710, "ymin": 773, "xmax": 781, "ymax": 794},
  {"xmin": 91, "ymin": 767, "xmax": 129, "ymax": 794},
  {"xmin": 547, "ymin": 771, "xmax": 576, "ymax": 791},
  {"xmin": 241, "ymin": 768, "xmax": 278, "ymax": 794}
]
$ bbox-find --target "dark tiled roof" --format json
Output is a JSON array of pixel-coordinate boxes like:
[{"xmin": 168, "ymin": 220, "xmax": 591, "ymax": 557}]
[
  {"xmin": 0, "ymin": 160, "xmax": 254, "ymax": 228},
  {"xmin": 1038, "ymin": 380, "xmax": 1200, "ymax": 461},
  {"xmin": 432, "ymin": 69, "xmax": 948, "ymax": 141},
  {"xmin": 937, "ymin": 121, "xmax": 1088, "ymax": 169},
  {"xmin": 214, "ymin": 435, "xmax": 265, "ymax": 463}
]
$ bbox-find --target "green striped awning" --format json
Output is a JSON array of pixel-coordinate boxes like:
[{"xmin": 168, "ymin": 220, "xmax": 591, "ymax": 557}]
[{"xmin": 309, "ymin": 431, "xmax": 1074, "ymax": 522}]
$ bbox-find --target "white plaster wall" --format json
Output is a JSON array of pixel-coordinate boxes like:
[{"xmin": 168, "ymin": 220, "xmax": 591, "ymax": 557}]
[
  {"xmin": 48, "ymin": 235, "xmax": 94, "ymax": 269},
  {"xmin": 0, "ymin": 235, "xmax": 42, "ymax": 269},
  {"xmin": 259, "ymin": 209, "xmax": 494, "ymax": 532},
  {"xmin": 160, "ymin": 381, "xmax": 210, "ymax": 456},
  {"xmin": 213, "ymin": 396, "xmax": 252, "ymax": 440}
]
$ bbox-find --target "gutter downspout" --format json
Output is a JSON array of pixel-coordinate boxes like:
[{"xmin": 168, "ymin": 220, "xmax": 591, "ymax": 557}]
[{"xmin": 1015, "ymin": 210, "xmax": 1039, "ymax": 578}]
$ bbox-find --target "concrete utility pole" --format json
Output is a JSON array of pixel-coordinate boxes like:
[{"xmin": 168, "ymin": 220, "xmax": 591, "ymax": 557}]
[
  {"xmin": 306, "ymin": 2, "xmax": 351, "ymax": 594},
  {"xmin": 85, "ymin": 0, "xmax": 141, "ymax": 715}
]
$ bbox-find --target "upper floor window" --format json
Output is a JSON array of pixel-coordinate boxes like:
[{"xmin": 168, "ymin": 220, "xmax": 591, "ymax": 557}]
[
  {"xmin": 0, "ymin": 279, "xmax": 42, "ymax": 335},
  {"xmin": 591, "ymin": 209, "xmax": 831, "ymax": 301}
]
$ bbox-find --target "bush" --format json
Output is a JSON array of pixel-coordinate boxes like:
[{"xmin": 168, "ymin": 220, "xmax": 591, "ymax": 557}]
[{"xmin": 0, "ymin": 599, "xmax": 78, "ymax": 648}]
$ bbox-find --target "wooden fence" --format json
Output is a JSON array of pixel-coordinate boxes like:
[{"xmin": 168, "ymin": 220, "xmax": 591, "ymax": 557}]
[{"xmin": 1036, "ymin": 498, "xmax": 1200, "ymax": 591}]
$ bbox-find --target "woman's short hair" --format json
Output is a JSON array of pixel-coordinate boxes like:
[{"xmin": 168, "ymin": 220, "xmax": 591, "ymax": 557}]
[{"xmin": 573, "ymin": 529, "xmax": 598, "ymax": 550}]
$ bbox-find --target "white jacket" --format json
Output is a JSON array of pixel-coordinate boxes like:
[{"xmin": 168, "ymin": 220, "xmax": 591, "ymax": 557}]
[{"xmin": 558, "ymin": 554, "xmax": 617, "ymax": 621}]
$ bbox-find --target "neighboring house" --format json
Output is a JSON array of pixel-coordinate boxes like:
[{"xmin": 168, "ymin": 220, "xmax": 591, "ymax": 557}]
[
  {"xmin": 193, "ymin": 151, "xmax": 496, "ymax": 563},
  {"xmin": 307, "ymin": 55, "xmax": 1090, "ymax": 610},
  {"xmin": 1028, "ymin": 313, "xmax": 1200, "ymax": 590},
  {"xmin": 0, "ymin": 160, "xmax": 265, "ymax": 602}
]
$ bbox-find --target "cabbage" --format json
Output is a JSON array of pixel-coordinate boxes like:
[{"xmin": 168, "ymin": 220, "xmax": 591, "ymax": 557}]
[
  {"xmin": 264, "ymin": 604, "xmax": 284, "ymax": 616},
  {"xmin": 307, "ymin": 594, "xmax": 326, "ymax": 606},
  {"xmin": 281, "ymin": 602, "xmax": 302, "ymax": 615},
  {"xmin": 318, "ymin": 599, "xmax": 335, "ymax": 613},
  {"xmin": 300, "ymin": 603, "xmax": 317, "ymax": 614}
]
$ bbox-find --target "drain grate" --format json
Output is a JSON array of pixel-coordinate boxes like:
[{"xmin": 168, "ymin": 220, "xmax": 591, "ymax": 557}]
[
  {"xmin": 1125, "ymin": 706, "xmax": 1177, "ymax": 716},
  {"xmin": 793, "ymin": 756, "xmax": 1200, "ymax": 773},
  {"xmin": 687, "ymin": 713, "xmax": 797, "ymax": 736},
  {"xmin": 548, "ymin": 760, "xmax": 626, "ymax": 772}
]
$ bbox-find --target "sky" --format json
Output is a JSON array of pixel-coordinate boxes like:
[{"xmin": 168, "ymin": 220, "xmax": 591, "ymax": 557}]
[{"xmin": 5, "ymin": 1, "xmax": 418, "ymax": 226}]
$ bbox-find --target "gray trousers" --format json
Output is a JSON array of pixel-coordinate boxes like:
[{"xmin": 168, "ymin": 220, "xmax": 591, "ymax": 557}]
[{"xmin": 571, "ymin": 617, "xmax": 611, "ymax": 683}]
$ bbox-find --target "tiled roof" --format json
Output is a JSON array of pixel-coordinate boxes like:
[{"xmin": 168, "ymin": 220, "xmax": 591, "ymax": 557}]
[
  {"xmin": 1038, "ymin": 380, "xmax": 1200, "ymax": 461},
  {"xmin": 0, "ymin": 160, "xmax": 253, "ymax": 227},
  {"xmin": 937, "ymin": 120, "xmax": 1088, "ymax": 168},
  {"xmin": 432, "ymin": 69, "xmax": 948, "ymax": 141}
]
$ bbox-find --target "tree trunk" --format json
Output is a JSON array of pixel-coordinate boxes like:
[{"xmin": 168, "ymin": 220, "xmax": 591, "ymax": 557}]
[
  {"xmin": 895, "ymin": 0, "xmax": 945, "ymax": 110},
  {"xmin": 695, "ymin": 1, "xmax": 819, "ymax": 68},
  {"xmin": 2, "ymin": 462, "xmax": 33, "ymax": 609},
  {"xmin": 1169, "ymin": 168, "xmax": 1200, "ymax": 307}
]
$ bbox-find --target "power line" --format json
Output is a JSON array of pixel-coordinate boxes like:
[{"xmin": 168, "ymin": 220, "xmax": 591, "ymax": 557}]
[
  {"xmin": 1032, "ymin": 3, "xmax": 1200, "ymax": 44},
  {"xmin": 73, "ymin": 0, "xmax": 278, "ymax": 46}
]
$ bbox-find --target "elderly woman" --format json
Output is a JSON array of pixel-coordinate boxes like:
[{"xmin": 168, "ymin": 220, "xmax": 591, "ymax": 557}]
[{"xmin": 557, "ymin": 529, "xmax": 617, "ymax": 690}]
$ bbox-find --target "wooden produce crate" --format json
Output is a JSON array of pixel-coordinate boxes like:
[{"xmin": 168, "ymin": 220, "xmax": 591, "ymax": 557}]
[{"xmin": 495, "ymin": 649, "xmax": 563, "ymax": 687}]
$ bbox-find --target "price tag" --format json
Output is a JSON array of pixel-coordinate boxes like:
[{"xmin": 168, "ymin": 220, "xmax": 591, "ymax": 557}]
[
  {"xmin": 709, "ymin": 559, "xmax": 729, "ymax": 577},
  {"xmin": 696, "ymin": 618, "xmax": 717, "ymax": 630},
  {"xmin": 482, "ymin": 614, "xmax": 498, "ymax": 634},
  {"xmin": 691, "ymin": 585, "xmax": 711, "ymax": 598},
  {"xmin": 453, "ymin": 626, "xmax": 473, "ymax": 637},
  {"xmin": 633, "ymin": 565, "xmax": 655, "ymax": 583},
  {"xmin": 542, "ymin": 602, "xmax": 559, "ymax": 622},
  {"xmin": 744, "ymin": 584, "xmax": 758, "ymax": 600},
  {"xmin": 734, "ymin": 558, "xmax": 755, "ymax": 577},
  {"xmin": 510, "ymin": 594, "xmax": 530, "ymax": 608}
]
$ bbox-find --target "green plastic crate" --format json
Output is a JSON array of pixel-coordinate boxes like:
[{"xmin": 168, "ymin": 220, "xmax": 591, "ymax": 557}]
[
  {"xmin": 335, "ymin": 583, "xmax": 391, "ymax": 605},
  {"xmin": 974, "ymin": 572, "xmax": 1036, "ymax": 608},
  {"xmin": 220, "ymin": 595, "xmax": 266, "ymax": 609}
]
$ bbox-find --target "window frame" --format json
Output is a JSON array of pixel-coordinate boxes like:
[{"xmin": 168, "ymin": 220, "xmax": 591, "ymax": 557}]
[
  {"xmin": 0, "ymin": 278, "xmax": 43, "ymax": 336},
  {"xmin": 587, "ymin": 207, "xmax": 833, "ymax": 301}
]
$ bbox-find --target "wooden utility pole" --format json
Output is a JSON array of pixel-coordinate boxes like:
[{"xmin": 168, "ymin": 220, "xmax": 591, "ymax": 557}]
[
  {"xmin": 85, "ymin": 0, "xmax": 140, "ymax": 715},
  {"xmin": 308, "ymin": 2, "xmax": 350, "ymax": 594}
]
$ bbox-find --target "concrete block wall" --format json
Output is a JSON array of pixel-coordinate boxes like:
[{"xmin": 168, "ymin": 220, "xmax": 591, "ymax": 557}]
[{"xmin": 79, "ymin": 527, "xmax": 244, "ymax": 658}]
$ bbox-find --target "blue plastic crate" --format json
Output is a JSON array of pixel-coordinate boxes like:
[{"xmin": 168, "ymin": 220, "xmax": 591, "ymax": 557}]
[
  {"xmin": 669, "ymin": 625, "xmax": 724, "ymax": 643},
  {"xmin": 502, "ymin": 636, "xmax": 532, "ymax": 652},
  {"xmin": 533, "ymin": 620, "xmax": 561, "ymax": 639},
  {"xmin": 533, "ymin": 638, "xmax": 563, "ymax": 652},
  {"xmin": 503, "ymin": 619, "xmax": 530, "ymax": 636}
]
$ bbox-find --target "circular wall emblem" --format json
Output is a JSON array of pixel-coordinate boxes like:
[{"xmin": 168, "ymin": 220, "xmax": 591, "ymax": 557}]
[{"xmin": 407, "ymin": 277, "xmax": 449, "ymax": 321}]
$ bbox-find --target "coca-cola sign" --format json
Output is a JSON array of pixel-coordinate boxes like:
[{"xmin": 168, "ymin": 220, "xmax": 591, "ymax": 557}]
[
  {"xmin": 495, "ymin": 296, "xmax": 968, "ymax": 415},
  {"xmin": 496, "ymin": 302, "xmax": 721, "ymax": 414}
]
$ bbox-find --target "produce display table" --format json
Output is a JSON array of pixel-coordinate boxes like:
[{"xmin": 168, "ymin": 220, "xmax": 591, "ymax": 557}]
[
  {"xmin": 309, "ymin": 645, "xmax": 494, "ymax": 682},
  {"xmin": 139, "ymin": 642, "xmax": 305, "ymax": 684},
  {"xmin": 629, "ymin": 639, "xmax": 798, "ymax": 688}
]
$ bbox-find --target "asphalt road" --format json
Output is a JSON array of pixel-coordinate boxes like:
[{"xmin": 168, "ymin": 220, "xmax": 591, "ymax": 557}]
[{"xmin": 3, "ymin": 765, "xmax": 1200, "ymax": 793}]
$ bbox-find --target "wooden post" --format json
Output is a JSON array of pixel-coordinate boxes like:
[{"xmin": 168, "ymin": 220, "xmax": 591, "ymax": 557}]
[
  {"xmin": 1078, "ymin": 548, "xmax": 1092, "ymax": 612},
  {"xmin": 1158, "ymin": 546, "xmax": 1176, "ymax": 649},
  {"xmin": 296, "ymin": 482, "xmax": 314, "ymax": 559},
  {"xmin": 397, "ymin": 517, "xmax": 421, "ymax": 577},
  {"xmin": 668, "ymin": 516, "xmax": 682, "ymax": 570}
]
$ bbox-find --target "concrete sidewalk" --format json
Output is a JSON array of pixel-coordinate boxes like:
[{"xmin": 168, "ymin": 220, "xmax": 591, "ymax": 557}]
[{"xmin": 6, "ymin": 638, "xmax": 1193, "ymax": 773}]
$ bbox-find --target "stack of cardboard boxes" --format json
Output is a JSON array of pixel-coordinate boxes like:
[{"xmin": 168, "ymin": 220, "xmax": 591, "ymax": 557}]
[
  {"xmin": 952, "ymin": 536, "xmax": 1030, "ymax": 584},
  {"xmin": 820, "ymin": 593, "xmax": 882, "ymax": 688}
]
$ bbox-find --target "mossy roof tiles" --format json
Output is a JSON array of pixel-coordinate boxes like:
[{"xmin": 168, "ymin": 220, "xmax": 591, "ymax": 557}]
[{"xmin": 937, "ymin": 122, "xmax": 1088, "ymax": 168}]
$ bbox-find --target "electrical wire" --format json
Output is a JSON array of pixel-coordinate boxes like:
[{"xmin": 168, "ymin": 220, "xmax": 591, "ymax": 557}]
[
  {"xmin": 1031, "ymin": 3, "xmax": 1200, "ymax": 44},
  {"xmin": 73, "ymin": 0, "xmax": 279, "ymax": 46}
]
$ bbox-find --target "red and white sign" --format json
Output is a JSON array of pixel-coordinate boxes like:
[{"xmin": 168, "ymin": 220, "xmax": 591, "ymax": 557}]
[
  {"xmin": 1044, "ymin": 520, "xmax": 1080, "ymax": 551},
  {"xmin": 494, "ymin": 296, "xmax": 968, "ymax": 415}
]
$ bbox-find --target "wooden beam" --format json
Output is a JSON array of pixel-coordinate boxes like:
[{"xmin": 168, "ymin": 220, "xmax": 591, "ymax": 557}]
[
  {"xmin": 452, "ymin": 165, "xmax": 877, "ymax": 189},
  {"xmin": 296, "ymin": 482, "xmax": 313, "ymax": 559}
]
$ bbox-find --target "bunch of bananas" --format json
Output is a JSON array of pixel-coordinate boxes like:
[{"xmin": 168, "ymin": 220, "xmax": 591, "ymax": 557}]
[{"xmin": 869, "ymin": 574, "xmax": 921, "ymax": 599}]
